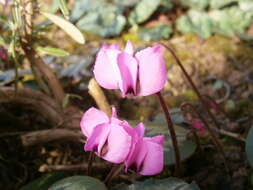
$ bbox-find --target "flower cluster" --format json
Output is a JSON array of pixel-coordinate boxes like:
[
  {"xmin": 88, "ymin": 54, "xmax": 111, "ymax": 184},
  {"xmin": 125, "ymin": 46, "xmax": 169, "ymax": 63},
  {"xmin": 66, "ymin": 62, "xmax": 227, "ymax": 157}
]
[
  {"xmin": 93, "ymin": 41, "xmax": 167, "ymax": 97},
  {"xmin": 80, "ymin": 107, "xmax": 164, "ymax": 175}
]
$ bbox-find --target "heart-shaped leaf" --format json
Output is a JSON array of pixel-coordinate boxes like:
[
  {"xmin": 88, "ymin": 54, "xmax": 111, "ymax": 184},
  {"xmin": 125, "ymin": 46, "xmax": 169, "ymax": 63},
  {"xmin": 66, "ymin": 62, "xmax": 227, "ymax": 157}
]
[
  {"xmin": 20, "ymin": 172, "xmax": 65, "ymax": 190},
  {"xmin": 112, "ymin": 177, "xmax": 201, "ymax": 190},
  {"xmin": 246, "ymin": 126, "xmax": 253, "ymax": 168},
  {"xmin": 49, "ymin": 176, "xmax": 107, "ymax": 190}
]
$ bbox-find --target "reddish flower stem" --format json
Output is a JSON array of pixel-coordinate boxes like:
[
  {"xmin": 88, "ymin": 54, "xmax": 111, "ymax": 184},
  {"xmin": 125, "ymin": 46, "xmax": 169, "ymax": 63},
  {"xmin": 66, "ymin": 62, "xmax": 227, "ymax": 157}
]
[
  {"xmin": 87, "ymin": 152, "xmax": 95, "ymax": 175},
  {"xmin": 156, "ymin": 92, "xmax": 181, "ymax": 175},
  {"xmin": 104, "ymin": 164, "xmax": 124, "ymax": 185},
  {"xmin": 162, "ymin": 44, "xmax": 221, "ymax": 129}
]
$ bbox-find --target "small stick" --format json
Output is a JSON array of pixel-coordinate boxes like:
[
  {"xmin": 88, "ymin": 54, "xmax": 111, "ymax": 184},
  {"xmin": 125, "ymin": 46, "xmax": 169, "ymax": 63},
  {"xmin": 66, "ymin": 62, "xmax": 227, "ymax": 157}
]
[{"xmin": 156, "ymin": 92, "xmax": 181, "ymax": 175}]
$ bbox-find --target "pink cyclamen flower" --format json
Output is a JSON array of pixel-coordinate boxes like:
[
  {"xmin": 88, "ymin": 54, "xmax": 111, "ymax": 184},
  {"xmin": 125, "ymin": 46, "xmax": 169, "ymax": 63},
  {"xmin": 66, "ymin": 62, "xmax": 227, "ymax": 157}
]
[
  {"xmin": 191, "ymin": 120, "xmax": 206, "ymax": 134},
  {"xmin": 80, "ymin": 107, "xmax": 164, "ymax": 175},
  {"xmin": 80, "ymin": 107, "xmax": 133, "ymax": 164},
  {"xmin": 93, "ymin": 40, "xmax": 167, "ymax": 97},
  {"xmin": 125, "ymin": 123, "xmax": 164, "ymax": 175}
]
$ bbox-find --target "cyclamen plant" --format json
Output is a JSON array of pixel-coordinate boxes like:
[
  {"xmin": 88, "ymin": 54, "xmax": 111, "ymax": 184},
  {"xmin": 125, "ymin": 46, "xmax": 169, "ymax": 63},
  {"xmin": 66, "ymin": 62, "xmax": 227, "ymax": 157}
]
[
  {"xmin": 92, "ymin": 40, "xmax": 181, "ymax": 174},
  {"xmin": 80, "ymin": 107, "xmax": 164, "ymax": 176}
]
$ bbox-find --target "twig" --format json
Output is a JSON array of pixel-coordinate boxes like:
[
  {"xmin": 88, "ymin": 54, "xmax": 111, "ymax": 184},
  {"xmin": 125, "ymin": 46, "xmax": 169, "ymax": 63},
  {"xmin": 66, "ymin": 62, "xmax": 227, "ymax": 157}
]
[
  {"xmin": 39, "ymin": 163, "xmax": 109, "ymax": 172},
  {"xmin": 21, "ymin": 129, "xmax": 84, "ymax": 147},
  {"xmin": 213, "ymin": 128, "xmax": 245, "ymax": 142}
]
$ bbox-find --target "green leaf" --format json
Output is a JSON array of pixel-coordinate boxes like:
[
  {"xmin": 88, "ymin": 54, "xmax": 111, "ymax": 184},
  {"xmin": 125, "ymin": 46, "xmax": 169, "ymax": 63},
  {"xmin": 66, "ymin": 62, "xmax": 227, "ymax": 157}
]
[
  {"xmin": 76, "ymin": 5, "xmax": 126, "ymax": 37},
  {"xmin": 36, "ymin": 46, "xmax": 70, "ymax": 57},
  {"xmin": 210, "ymin": 7, "xmax": 253, "ymax": 37},
  {"xmin": 20, "ymin": 172, "xmax": 65, "ymax": 190},
  {"xmin": 209, "ymin": 0, "xmax": 237, "ymax": 9},
  {"xmin": 138, "ymin": 24, "xmax": 173, "ymax": 41},
  {"xmin": 251, "ymin": 174, "xmax": 253, "ymax": 186},
  {"xmin": 246, "ymin": 126, "xmax": 253, "ymax": 168},
  {"xmin": 58, "ymin": 0, "xmax": 70, "ymax": 19},
  {"xmin": 49, "ymin": 176, "xmax": 107, "ymax": 190},
  {"xmin": 71, "ymin": 0, "xmax": 106, "ymax": 21},
  {"xmin": 179, "ymin": 0, "xmax": 209, "ymax": 10},
  {"xmin": 42, "ymin": 12, "xmax": 85, "ymax": 44},
  {"xmin": 239, "ymin": 0, "xmax": 253, "ymax": 12},
  {"xmin": 128, "ymin": 0, "xmax": 161, "ymax": 24},
  {"xmin": 112, "ymin": 178, "xmax": 200, "ymax": 190},
  {"xmin": 176, "ymin": 10, "xmax": 213, "ymax": 39},
  {"xmin": 0, "ymin": 36, "xmax": 6, "ymax": 46}
]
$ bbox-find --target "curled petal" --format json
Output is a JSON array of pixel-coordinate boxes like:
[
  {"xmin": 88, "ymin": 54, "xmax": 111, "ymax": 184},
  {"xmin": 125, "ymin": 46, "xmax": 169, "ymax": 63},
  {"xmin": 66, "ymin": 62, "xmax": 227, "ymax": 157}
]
[
  {"xmin": 124, "ymin": 40, "xmax": 134, "ymax": 55},
  {"xmin": 84, "ymin": 123, "xmax": 110, "ymax": 154},
  {"xmin": 117, "ymin": 52, "xmax": 138, "ymax": 97},
  {"xmin": 138, "ymin": 136, "xmax": 164, "ymax": 175},
  {"xmin": 125, "ymin": 140, "xmax": 147, "ymax": 172},
  {"xmin": 136, "ymin": 45, "xmax": 167, "ymax": 96},
  {"xmin": 93, "ymin": 47, "xmax": 122, "ymax": 90},
  {"xmin": 102, "ymin": 124, "xmax": 132, "ymax": 163},
  {"xmin": 80, "ymin": 107, "xmax": 109, "ymax": 137}
]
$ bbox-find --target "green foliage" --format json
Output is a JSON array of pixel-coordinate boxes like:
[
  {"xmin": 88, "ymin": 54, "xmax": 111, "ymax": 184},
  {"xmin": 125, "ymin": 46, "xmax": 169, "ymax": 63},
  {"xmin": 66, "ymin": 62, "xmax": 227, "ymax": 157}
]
[
  {"xmin": 138, "ymin": 24, "xmax": 173, "ymax": 41},
  {"xmin": 112, "ymin": 178, "xmax": 200, "ymax": 190},
  {"xmin": 76, "ymin": 4, "xmax": 126, "ymax": 37},
  {"xmin": 128, "ymin": 0, "xmax": 161, "ymax": 25},
  {"xmin": 180, "ymin": 0, "xmax": 209, "ymax": 10},
  {"xmin": 176, "ymin": 10, "xmax": 213, "ymax": 39},
  {"xmin": 209, "ymin": 0, "xmax": 237, "ymax": 9},
  {"xmin": 20, "ymin": 172, "xmax": 66, "ymax": 190},
  {"xmin": 176, "ymin": 4, "xmax": 253, "ymax": 39},
  {"xmin": 36, "ymin": 46, "xmax": 70, "ymax": 57},
  {"xmin": 49, "ymin": 176, "xmax": 107, "ymax": 190},
  {"xmin": 58, "ymin": 0, "xmax": 70, "ymax": 19},
  {"xmin": 210, "ymin": 7, "xmax": 253, "ymax": 37},
  {"xmin": 246, "ymin": 126, "xmax": 253, "ymax": 168}
]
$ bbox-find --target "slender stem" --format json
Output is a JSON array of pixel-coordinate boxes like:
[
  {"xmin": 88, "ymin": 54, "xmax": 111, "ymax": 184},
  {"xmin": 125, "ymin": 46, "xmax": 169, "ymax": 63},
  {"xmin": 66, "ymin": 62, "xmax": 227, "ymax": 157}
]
[
  {"xmin": 104, "ymin": 164, "xmax": 124, "ymax": 185},
  {"xmin": 181, "ymin": 103, "xmax": 231, "ymax": 174},
  {"xmin": 162, "ymin": 44, "xmax": 221, "ymax": 129},
  {"xmin": 156, "ymin": 92, "xmax": 181, "ymax": 175},
  {"xmin": 87, "ymin": 152, "xmax": 95, "ymax": 176}
]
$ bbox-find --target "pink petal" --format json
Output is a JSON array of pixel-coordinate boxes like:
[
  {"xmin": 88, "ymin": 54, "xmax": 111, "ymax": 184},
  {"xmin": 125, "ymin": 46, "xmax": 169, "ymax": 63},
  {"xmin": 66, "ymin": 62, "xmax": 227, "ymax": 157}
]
[
  {"xmin": 93, "ymin": 46, "xmax": 122, "ymax": 90},
  {"xmin": 138, "ymin": 136, "xmax": 164, "ymax": 175},
  {"xmin": 101, "ymin": 43, "xmax": 120, "ymax": 50},
  {"xmin": 125, "ymin": 140, "xmax": 147, "ymax": 172},
  {"xmin": 135, "ymin": 123, "xmax": 145, "ymax": 138},
  {"xmin": 102, "ymin": 123, "xmax": 132, "ymax": 163},
  {"xmin": 80, "ymin": 107, "xmax": 109, "ymax": 137},
  {"xmin": 84, "ymin": 123, "xmax": 110, "ymax": 153},
  {"xmin": 124, "ymin": 40, "xmax": 134, "ymax": 55},
  {"xmin": 135, "ymin": 45, "xmax": 167, "ymax": 96},
  {"xmin": 117, "ymin": 52, "xmax": 138, "ymax": 97}
]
